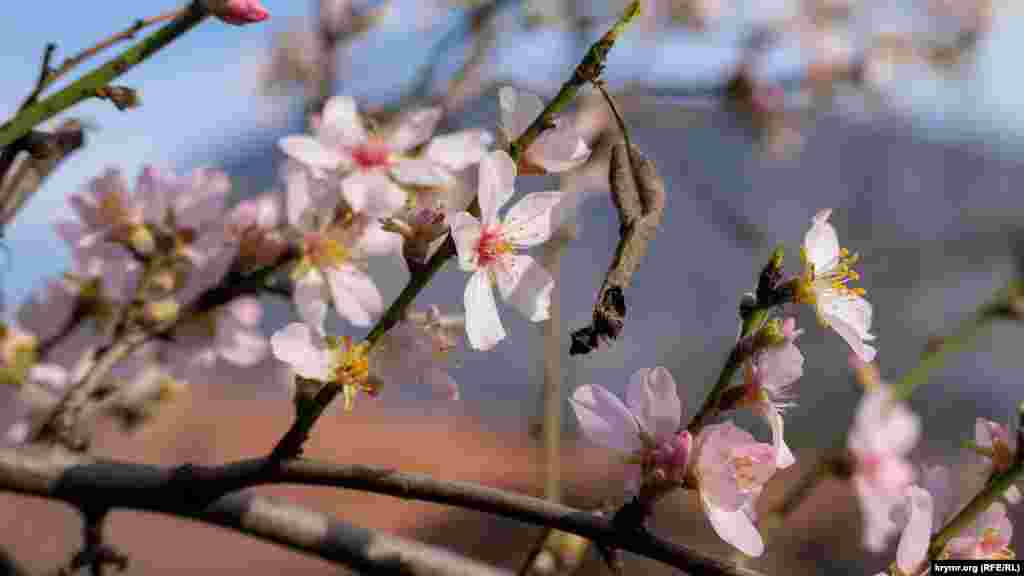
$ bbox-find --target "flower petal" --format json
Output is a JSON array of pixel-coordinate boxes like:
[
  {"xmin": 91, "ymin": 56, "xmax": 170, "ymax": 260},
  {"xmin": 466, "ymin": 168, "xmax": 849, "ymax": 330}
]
[
  {"xmin": 318, "ymin": 95, "xmax": 367, "ymax": 148},
  {"xmin": 803, "ymin": 209, "xmax": 840, "ymax": 273},
  {"xmin": 502, "ymin": 191, "xmax": 563, "ymax": 248},
  {"xmin": 701, "ymin": 493, "xmax": 765, "ymax": 557},
  {"xmin": 463, "ymin": 269, "xmax": 505, "ymax": 351},
  {"xmin": 499, "ymin": 86, "xmax": 544, "ymax": 142},
  {"xmin": 386, "ymin": 107, "xmax": 442, "ymax": 153},
  {"xmin": 477, "ymin": 150, "xmax": 516, "ymax": 227},
  {"xmin": 450, "ymin": 212, "xmax": 482, "ymax": 272},
  {"xmin": 425, "ymin": 130, "xmax": 494, "ymax": 171},
  {"xmin": 493, "ymin": 254, "xmax": 553, "ymax": 322},
  {"xmin": 765, "ymin": 408, "xmax": 796, "ymax": 469},
  {"xmin": 391, "ymin": 158, "xmax": 455, "ymax": 188},
  {"xmin": 341, "ymin": 170, "xmax": 407, "ymax": 217},
  {"xmin": 325, "ymin": 265, "xmax": 383, "ymax": 327},
  {"xmin": 626, "ymin": 366, "xmax": 681, "ymax": 442},
  {"xmin": 294, "ymin": 272, "xmax": 329, "ymax": 335},
  {"xmin": 569, "ymin": 384, "xmax": 641, "ymax": 453},
  {"xmin": 528, "ymin": 121, "xmax": 591, "ymax": 173},
  {"xmin": 896, "ymin": 484, "xmax": 933, "ymax": 575},
  {"xmin": 270, "ymin": 323, "xmax": 331, "ymax": 381},
  {"xmin": 279, "ymin": 135, "xmax": 345, "ymax": 172}
]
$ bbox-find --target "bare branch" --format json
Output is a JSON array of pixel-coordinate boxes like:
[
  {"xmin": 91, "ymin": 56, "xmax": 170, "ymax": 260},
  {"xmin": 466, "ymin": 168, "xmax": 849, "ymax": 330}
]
[
  {"xmin": 0, "ymin": 448, "xmax": 765, "ymax": 576},
  {"xmin": 0, "ymin": 447, "xmax": 511, "ymax": 576}
]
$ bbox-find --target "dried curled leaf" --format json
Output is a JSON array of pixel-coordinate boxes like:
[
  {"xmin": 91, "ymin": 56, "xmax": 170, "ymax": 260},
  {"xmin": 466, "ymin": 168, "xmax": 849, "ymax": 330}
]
[{"xmin": 570, "ymin": 142, "xmax": 665, "ymax": 356}]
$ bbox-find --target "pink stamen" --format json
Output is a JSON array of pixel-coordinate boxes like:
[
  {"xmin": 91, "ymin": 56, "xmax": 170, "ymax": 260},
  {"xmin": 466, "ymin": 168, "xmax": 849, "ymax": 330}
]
[
  {"xmin": 350, "ymin": 139, "xmax": 392, "ymax": 170},
  {"xmin": 476, "ymin": 226, "xmax": 509, "ymax": 267}
]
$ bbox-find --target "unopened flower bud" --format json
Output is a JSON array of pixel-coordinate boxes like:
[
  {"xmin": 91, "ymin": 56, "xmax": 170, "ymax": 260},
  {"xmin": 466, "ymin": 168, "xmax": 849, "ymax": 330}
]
[{"xmin": 203, "ymin": 0, "xmax": 269, "ymax": 25}]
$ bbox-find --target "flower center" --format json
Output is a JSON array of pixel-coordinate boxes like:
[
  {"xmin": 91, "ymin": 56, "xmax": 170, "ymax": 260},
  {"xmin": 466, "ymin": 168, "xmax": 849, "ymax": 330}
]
[
  {"xmin": 303, "ymin": 232, "xmax": 349, "ymax": 270},
  {"xmin": 328, "ymin": 336, "xmax": 373, "ymax": 410},
  {"xmin": 857, "ymin": 452, "xmax": 883, "ymax": 479},
  {"xmin": 476, "ymin": 226, "xmax": 513, "ymax": 267},
  {"xmin": 732, "ymin": 455, "xmax": 759, "ymax": 491},
  {"xmin": 350, "ymin": 138, "xmax": 393, "ymax": 170}
]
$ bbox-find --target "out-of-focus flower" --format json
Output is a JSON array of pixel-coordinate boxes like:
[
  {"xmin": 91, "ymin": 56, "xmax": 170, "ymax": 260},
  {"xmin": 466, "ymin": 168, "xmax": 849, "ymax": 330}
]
[
  {"xmin": 17, "ymin": 276, "xmax": 78, "ymax": 344},
  {"xmin": 226, "ymin": 193, "xmax": 288, "ymax": 270},
  {"xmin": 161, "ymin": 296, "xmax": 268, "ymax": 384},
  {"xmin": 4, "ymin": 362, "xmax": 69, "ymax": 444},
  {"xmin": 848, "ymin": 383, "xmax": 920, "ymax": 552},
  {"xmin": 888, "ymin": 484, "xmax": 934, "ymax": 576},
  {"xmin": 270, "ymin": 322, "xmax": 373, "ymax": 410},
  {"xmin": 570, "ymin": 367, "xmax": 692, "ymax": 493},
  {"xmin": 794, "ymin": 209, "xmax": 876, "ymax": 362},
  {"xmin": 369, "ymin": 306, "xmax": 462, "ymax": 401},
  {"xmin": 499, "ymin": 86, "xmax": 590, "ymax": 174},
  {"xmin": 204, "ymin": 0, "xmax": 269, "ymax": 25},
  {"xmin": 280, "ymin": 96, "xmax": 491, "ymax": 219},
  {"xmin": 450, "ymin": 150, "xmax": 560, "ymax": 350},
  {"xmin": 942, "ymin": 502, "xmax": 1014, "ymax": 560},
  {"xmin": 692, "ymin": 421, "xmax": 777, "ymax": 557},
  {"xmin": 971, "ymin": 418, "xmax": 1021, "ymax": 504},
  {"xmin": 738, "ymin": 317, "xmax": 804, "ymax": 469}
]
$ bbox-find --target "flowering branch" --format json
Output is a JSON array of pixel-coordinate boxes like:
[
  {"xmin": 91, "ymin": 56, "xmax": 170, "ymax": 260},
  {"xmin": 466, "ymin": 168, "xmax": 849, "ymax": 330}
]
[
  {"xmin": 270, "ymin": 0, "xmax": 641, "ymax": 461},
  {"xmin": 686, "ymin": 247, "xmax": 785, "ymax": 435},
  {"xmin": 927, "ymin": 403, "xmax": 1024, "ymax": 559},
  {"xmin": 0, "ymin": 2, "xmax": 210, "ymax": 151},
  {"xmin": 0, "ymin": 447, "xmax": 765, "ymax": 576}
]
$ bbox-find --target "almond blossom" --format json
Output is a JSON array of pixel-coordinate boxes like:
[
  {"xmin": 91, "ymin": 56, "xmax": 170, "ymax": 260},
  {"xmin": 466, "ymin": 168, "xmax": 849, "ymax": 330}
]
[
  {"xmin": 738, "ymin": 317, "xmax": 804, "ymax": 469},
  {"xmin": 498, "ymin": 86, "xmax": 590, "ymax": 174},
  {"xmin": 450, "ymin": 150, "xmax": 561, "ymax": 350},
  {"xmin": 283, "ymin": 163, "xmax": 383, "ymax": 332},
  {"xmin": 795, "ymin": 208, "xmax": 876, "ymax": 363},
  {"xmin": 279, "ymin": 95, "xmax": 492, "ymax": 220},
  {"xmin": 692, "ymin": 421, "xmax": 777, "ymax": 557},
  {"xmin": 848, "ymin": 383, "xmax": 921, "ymax": 552},
  {"xmin": 226, "ymin": 193, "xmax": 287, "ymax": 270},
  {"xmin": 161, "ymin": 296, "xmax": 268, "ymax": 384},
  {"xmin": 972, "ymin": 418, "xmax": 1022, "ymax": 504},
  {"xmin": 569, "ymin": 367, "xmax": 692, "ymax": 494},
  {"xmin": 270, "ymin": 322, "xmax": 373, "ymax": 410}
]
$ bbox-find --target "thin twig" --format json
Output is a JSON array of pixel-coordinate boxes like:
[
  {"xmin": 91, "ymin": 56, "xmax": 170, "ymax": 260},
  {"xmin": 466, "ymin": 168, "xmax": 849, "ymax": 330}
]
[
  {"xmin": 18, "ymin": 43, "xmax": 57, "ymax": 111},
  {"xmin": 0, "ymin": 2, "xmax": 210, "ymax": 150},
  {"xmin": 43, "ymin": 9, "xmax": 184, "ymax": 93}
]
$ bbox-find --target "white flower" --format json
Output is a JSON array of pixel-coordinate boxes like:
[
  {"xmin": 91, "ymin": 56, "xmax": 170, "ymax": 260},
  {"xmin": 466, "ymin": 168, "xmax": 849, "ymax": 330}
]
[
  {"xmin": 797, "ymin": 208, "xmax": 876, "ymax": 363},
  {"xmin": 848, "ymin": 383, "xmax": 920, "ymax": 552},
  {"xmin": 569, "ymin": 367, "xmax": 691, "ymax": 494},
  {"xmin": 450, "ymin": 150, "xmax": 561, "ymax": 350},
  {"xmin": 283, "ymin": 162, "xmax": 383, "ymax": 333},
  {"xmin": 279, "ymin": 95, "xmax": 492, "ymax": 219},
  {"xmin": 499, "ymin": 86, "xmax": 590, "ymax": 174}
]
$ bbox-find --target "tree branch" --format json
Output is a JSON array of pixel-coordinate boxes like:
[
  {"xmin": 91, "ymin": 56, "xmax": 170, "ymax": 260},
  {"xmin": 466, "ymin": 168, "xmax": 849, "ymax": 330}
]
[
  {"xmin": 0, "ymin": 2, "xmax": 210, "ymax": 150},
  {"xmin": 0, "ymin": 447, "xmax": 511, "ymax": 576},
  {"xmin": 0, "ymin": 448, "xmax": 766, "ymax": 576}
]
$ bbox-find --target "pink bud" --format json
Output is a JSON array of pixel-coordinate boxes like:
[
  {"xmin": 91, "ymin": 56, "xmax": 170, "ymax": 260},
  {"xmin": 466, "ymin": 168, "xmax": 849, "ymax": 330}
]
[{"xmin": 204, "ymin": 0, "xmax": 269, "ymax": 25}]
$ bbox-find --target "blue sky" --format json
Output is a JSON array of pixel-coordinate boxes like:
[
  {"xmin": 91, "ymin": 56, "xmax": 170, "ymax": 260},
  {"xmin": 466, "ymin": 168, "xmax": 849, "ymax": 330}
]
[{"xmin": 0, "ymin": 0, "xmax": 1022, "ymax": 312}]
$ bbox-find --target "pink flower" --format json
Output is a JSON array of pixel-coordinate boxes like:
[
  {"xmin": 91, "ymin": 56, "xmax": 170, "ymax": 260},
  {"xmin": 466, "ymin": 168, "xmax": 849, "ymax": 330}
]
[
  {"xmin": 740, "ymin": 317, "xmax": 804, "ymax": 469},
  {"xmin": 973, "ymin": 418, "xmax": 1021, "ymax": 504},
  {"xmin": 570, "ymin": 367, "xmax": 692, "ymax": 494},
  {"xmin": 204, "ymin": 0, "xmax": 269, "ymax": 25},
  {"xmin": 693, "ymin": 421, "xmax": 777, "ymax": 557},
  {"xmin": 162, "ymin": 297, "xmax": 268, "ymax": 384},
  {"xmin": 450, "ymin": 150, "xmax": 561, "ymax": 350},
  {"xmin": 796, "ymin": 209, "xmax": 876, "ymax": 362},
  {"xmin": 498, "ymin": 87, "xmax": 590, "ymax": 174},
  {"xmin": 944, "ymin": 502, "xmax": 1014, "ymax": 560},
  {"xmin": 848, "ymin": 384, "xmax": 920, "ymax": 552},
  {"xmin": 283, "ymin": 163, "xmax": 383, "ymax": 333},
  {"xmin": 280, "ymin": 96, "xmax": 492, "ymax": 221},
  {"xmin": 891, "ymin": 484, "xmax": 934, "ymax": 576},
  {"xmin": 226, "ymin": 194, "xmax": 287, "ymax": 270}
]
